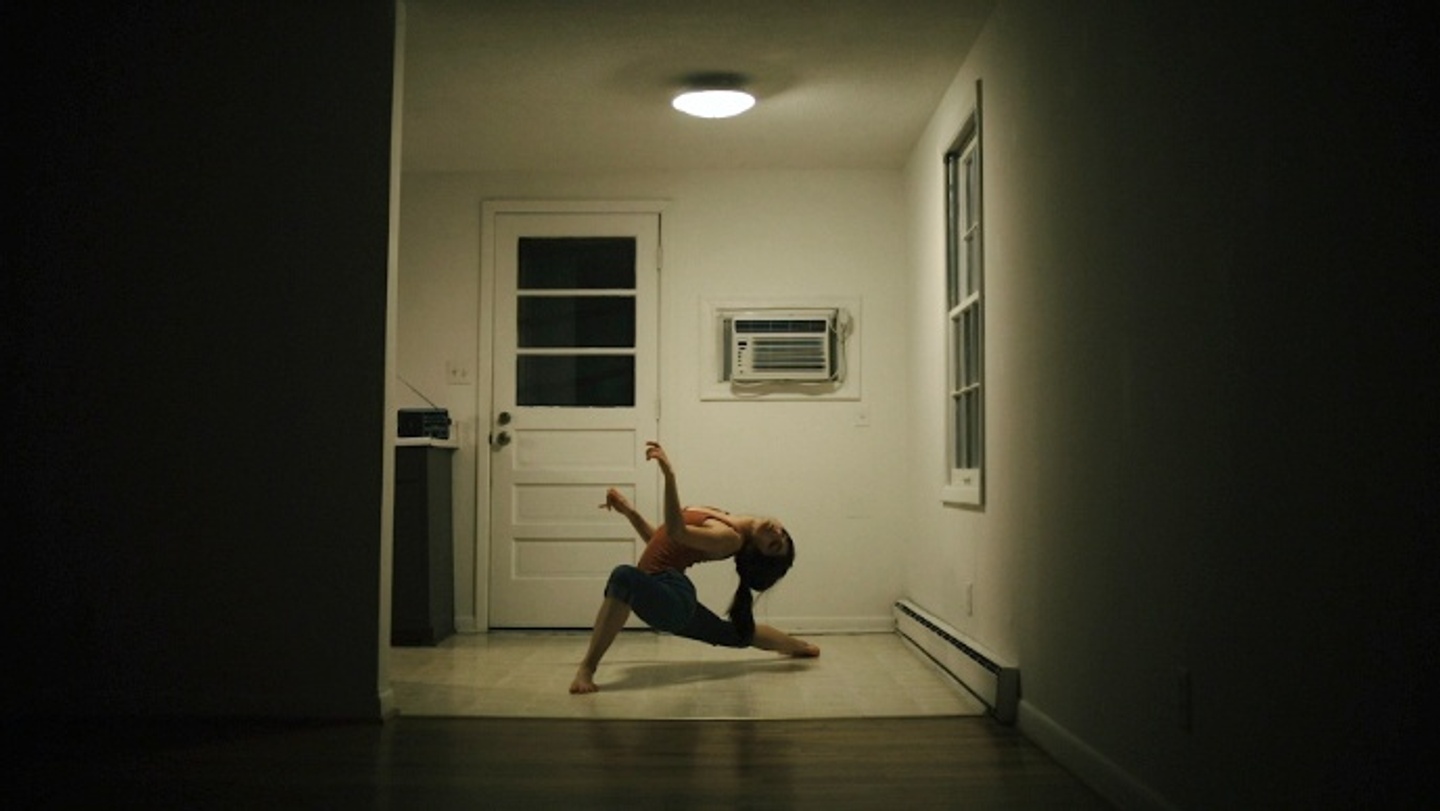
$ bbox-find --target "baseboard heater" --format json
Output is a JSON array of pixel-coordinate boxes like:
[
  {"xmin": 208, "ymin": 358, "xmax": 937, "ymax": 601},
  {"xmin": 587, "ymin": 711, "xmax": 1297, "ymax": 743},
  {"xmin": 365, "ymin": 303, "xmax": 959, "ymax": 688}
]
[{"xmin": 895, "ymin": 599, "xmax": 1020, "ymax": 725}]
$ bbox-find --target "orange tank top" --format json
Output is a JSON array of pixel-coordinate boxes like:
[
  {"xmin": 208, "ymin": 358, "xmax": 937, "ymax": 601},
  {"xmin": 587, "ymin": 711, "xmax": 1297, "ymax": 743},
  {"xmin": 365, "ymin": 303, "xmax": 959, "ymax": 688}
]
[{"xmin": 636, "ymin": 508, "xmax": 741, "ymax": 574}]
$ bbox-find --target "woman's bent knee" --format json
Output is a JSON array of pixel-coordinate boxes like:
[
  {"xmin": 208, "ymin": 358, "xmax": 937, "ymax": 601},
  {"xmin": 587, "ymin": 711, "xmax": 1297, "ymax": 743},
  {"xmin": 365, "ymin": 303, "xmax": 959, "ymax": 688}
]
[
  {"xmin": 604, "ymin": 564, "xmax": 644, "ymax": 604},
  {"xmin": 605, "ymin": 568, "xmax": 697, "ymax": 633}
]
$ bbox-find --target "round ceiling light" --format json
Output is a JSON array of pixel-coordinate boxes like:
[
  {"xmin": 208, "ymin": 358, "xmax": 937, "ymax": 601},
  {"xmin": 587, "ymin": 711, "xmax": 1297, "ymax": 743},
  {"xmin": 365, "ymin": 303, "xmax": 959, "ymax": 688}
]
[{"xmin": 672, "ymin": 88, "xmax": 755, "ymax": 118}]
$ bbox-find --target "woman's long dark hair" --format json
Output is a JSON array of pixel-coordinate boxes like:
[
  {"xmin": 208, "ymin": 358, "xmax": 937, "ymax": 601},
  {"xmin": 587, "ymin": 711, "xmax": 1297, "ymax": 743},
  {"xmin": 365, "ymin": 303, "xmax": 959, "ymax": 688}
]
[{"xmin": 728, "ymin": 531, "xmax": 795, "ymax": 644}]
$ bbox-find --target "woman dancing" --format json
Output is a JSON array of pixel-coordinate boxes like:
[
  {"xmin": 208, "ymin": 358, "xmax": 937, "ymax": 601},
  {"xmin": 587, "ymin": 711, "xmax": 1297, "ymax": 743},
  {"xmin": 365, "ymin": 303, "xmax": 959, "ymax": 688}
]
[{"xmin": 570, "ymin": 441, "xmax": 820, "ymax": 694}]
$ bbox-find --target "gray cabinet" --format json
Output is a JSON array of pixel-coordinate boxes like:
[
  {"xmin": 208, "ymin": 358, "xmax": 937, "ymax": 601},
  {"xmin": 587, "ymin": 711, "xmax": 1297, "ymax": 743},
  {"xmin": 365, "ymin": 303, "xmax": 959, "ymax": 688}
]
[{"xmin": 391, "ymin": 444, "xmax": 455, "ymax": 646}]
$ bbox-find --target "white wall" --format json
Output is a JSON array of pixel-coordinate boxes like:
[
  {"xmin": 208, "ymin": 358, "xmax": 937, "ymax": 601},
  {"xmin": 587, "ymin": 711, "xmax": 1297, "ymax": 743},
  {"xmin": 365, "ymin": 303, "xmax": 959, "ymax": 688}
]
[
  {"xmin": 398, "ymin": 169, "xmax": 910, "ymax": 632},
  {"xmin": 902, "ymin": 1, "xmax": 1429, "ymax": 808}
]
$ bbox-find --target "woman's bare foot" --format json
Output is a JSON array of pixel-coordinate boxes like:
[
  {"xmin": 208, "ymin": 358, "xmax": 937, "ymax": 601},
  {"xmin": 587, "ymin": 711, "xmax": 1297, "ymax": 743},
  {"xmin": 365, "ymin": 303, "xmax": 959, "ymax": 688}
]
[
  {"xmin": 790, "ymin": 639, "xmax": 821, "ymax": 658},
  {"xmin": 752, "ymin": 624, "xmax": 820, "ymax": 658},
  {"xmin": 570, "ymin": 666, "xmax": 600, "ymax": 694}
]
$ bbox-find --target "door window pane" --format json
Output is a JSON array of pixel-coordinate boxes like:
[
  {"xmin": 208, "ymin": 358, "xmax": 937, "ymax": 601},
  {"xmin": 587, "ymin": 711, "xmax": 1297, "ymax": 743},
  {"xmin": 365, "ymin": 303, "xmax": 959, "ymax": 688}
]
[
  {"xmin": 518, "ymin": 296, "xmax": 635, "ymax": 348},
  {"xmin": 518, "ymin": 238, "xmax": 636, "ymax": 290},
  {"xmin": 517, "ymin": 355, "xmax": 635, "ymax": 407}
]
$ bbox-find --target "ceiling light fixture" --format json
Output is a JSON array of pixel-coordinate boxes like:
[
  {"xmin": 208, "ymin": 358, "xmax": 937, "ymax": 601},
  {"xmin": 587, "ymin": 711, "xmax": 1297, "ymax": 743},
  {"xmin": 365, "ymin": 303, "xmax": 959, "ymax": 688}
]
[{"xmin": 672, "ymin": 73, "xmax": 755, "ymax": 119}]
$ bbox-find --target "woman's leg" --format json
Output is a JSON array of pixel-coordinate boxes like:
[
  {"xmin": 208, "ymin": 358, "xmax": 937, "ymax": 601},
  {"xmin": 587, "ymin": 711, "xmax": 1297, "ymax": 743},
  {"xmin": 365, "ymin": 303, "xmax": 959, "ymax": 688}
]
[
  {"xmin": 751, "ymin": 623, "xmax": 821, "ymax": 657},
  {"xmin": 569, "ymin": 595, "xmax": 631, "ymax": 694},
  {"xmin": 571, "ymin": 566, "xmax": 697, "ymax": 694},
  {"xmin": 673, "ymin": 605, "xmax": 820, "ymax": 657}
]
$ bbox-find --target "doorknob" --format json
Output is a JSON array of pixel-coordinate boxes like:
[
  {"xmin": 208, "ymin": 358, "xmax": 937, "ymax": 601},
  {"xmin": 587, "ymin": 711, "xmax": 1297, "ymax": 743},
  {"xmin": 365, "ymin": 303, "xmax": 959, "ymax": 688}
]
[{"xmin": 493, "ymin": 431, "xmax": 512, "ymax": 448}]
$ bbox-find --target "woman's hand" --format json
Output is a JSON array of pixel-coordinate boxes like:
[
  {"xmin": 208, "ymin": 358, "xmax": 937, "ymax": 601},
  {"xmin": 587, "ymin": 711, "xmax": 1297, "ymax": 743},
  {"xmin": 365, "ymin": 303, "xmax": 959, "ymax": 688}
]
[
  {"xmin": 600, "ymin": 487, "xmax": 655, "ymax": 541},
  {"xmin": 644, "ymin": 441, "xmax": 674, "ymax": 476},
  {"xmin": 599, "ymin": 487, "xmax": 632, "ymax": 514}
]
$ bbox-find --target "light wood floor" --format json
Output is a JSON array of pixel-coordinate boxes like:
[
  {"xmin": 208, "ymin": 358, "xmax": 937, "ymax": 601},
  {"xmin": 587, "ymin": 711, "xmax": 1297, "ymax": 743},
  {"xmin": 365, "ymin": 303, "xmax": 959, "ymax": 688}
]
[
  {"xmin": 16, "ymin": 716, "xmax": 1113, "ymax": 809},
  {"xmin": 392, "ymin": 631, "xmax": 988, "ymax": 719}
]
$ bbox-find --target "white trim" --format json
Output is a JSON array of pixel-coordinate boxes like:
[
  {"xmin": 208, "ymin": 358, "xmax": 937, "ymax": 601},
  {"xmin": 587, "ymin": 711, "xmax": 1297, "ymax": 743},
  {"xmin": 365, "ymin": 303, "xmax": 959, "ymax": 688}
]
[
  {"xmin": 941, "ymin": 475, "xmax": 982, "ymax": 507},
  {"xmin": 1017, "ymin": 700, "xmax": 1182, "ymax": 811},
  {"xmin": 377, "ymin": 685, "xmax": 398, "ymax": 720},
  {"xmin": 482, "ymin": 199, "xmax": 670, "ymax": 215},
  {"xmin": 377, "ymin": 0, "xmax": 406, "ymax": 724},
  {"xmin": 395, "ymin": 436, "xmax": 459, "ymax": 449}
]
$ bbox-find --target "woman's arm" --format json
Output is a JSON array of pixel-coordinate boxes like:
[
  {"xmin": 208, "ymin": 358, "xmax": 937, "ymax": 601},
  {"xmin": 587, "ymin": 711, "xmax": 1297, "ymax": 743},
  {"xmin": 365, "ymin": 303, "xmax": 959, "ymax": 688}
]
[
  {"xmin": 600, "ymin": 488, "xmax": 655, "ymax": 541},
  {"xmin": 645, "ymin": 442, "xmax": 742, "ymax": 557},
  {"xmin": 645, "ymin": 442, "xmax": 685, "ymax": 543}
]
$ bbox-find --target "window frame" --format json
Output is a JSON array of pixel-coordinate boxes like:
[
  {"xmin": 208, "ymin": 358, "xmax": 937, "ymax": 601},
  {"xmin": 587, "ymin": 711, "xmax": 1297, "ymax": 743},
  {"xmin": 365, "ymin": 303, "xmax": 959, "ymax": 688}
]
[{"xmin": 942, "ymin": 83, "xmax": 984, "ymax": 507}]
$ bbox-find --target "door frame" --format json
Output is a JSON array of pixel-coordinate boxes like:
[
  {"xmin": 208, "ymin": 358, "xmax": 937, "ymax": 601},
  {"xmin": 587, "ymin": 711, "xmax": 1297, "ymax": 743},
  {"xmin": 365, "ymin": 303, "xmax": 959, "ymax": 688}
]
[{"xmin": 474, "ymin": 199, "xmax": 667, "ymax": 632}]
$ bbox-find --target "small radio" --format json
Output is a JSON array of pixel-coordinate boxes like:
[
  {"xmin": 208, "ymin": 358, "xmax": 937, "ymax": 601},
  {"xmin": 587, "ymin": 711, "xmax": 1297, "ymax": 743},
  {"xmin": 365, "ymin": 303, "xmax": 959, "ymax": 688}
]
[{"xmin": 398, "ymin": 408, "xmax": 451, "ymax": 439}]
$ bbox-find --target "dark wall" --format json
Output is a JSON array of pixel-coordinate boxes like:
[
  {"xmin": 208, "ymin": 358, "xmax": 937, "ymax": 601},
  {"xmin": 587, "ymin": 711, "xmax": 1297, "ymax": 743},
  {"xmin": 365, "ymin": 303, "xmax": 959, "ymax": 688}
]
[
  {"xmin": 918, "ymin": 2, "xmax": 1438, "ymax": 806},
  {"xmin": 8, "ymin": 1, "xmax": 397, "ymax": 718},
  {"xmin": 1210, "ymin": 7, "xmax": 1437, "ymax": 803}
]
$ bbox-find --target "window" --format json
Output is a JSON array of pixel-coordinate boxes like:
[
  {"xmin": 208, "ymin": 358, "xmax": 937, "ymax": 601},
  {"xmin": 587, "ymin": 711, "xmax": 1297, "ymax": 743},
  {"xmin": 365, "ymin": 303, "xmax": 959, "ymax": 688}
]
[{"xmin": 943, "ymin": 84, "xmax": 984, "ymax": 506}]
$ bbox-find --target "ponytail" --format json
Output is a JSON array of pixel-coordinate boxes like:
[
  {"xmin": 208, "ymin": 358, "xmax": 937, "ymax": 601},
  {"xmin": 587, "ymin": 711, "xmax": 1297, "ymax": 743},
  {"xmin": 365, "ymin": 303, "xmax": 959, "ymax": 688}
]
[
  {"xmin": 728, "ymin": 583, "xmax": 756, "ymax": 647},
  {"xmin": 727, "ymin": 531, "xmax": 795, "ymax": 644}
]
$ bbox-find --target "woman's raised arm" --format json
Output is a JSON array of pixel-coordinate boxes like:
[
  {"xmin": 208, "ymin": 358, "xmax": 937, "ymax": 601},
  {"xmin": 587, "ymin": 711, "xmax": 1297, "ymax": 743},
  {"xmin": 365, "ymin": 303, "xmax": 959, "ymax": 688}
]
[
  {"xmin": 645, "ymin": 442, "xmax": 741, "ymax": 557},
  {"xmin": 645, "ymin": 441, "xmax": 685, "ymax": 542}
]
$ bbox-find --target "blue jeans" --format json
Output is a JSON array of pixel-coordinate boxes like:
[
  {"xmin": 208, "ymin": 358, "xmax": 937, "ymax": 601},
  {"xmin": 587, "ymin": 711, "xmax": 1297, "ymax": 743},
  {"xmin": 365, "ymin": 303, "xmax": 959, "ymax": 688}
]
[{"xmin": 604, "ymin": 565, "xmax": 750, "ymax": 648}]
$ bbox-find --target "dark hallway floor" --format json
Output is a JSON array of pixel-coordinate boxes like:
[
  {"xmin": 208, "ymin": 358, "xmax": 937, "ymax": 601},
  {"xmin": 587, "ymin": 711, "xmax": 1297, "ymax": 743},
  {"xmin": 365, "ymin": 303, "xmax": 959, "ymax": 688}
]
[{"xmin": 12, "ymin": 715, "xmax": 1111, "ymax": 809}]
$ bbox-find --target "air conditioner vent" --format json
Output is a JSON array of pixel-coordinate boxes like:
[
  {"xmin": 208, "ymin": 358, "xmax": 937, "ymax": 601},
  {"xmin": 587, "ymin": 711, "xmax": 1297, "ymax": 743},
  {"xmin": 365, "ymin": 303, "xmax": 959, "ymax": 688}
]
[
  {"xmin": 725, "ymin": 309, "xmax": 839, "ymax": 382},
  {"xmin": 732, "ymin": 318, "xmax": 830, "ymax": 334},
  {"xmin": 740, "ymin": 337, "xmax": 829, "ymax": 372}
]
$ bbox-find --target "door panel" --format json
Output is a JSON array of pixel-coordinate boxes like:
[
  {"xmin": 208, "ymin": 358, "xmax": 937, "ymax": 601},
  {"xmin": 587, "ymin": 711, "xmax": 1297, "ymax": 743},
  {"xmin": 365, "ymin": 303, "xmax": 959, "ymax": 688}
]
[{"xmin": 488, "ymin": 212, "xmax": 659, "ymax": 628}]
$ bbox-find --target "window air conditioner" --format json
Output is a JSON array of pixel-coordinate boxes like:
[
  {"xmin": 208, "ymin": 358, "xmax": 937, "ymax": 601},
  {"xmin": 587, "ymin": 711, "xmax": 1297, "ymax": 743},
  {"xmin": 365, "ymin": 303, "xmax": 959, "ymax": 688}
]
[{"xmin": 727, "ymin": 309, "xmax": 838, "ymax": 382}]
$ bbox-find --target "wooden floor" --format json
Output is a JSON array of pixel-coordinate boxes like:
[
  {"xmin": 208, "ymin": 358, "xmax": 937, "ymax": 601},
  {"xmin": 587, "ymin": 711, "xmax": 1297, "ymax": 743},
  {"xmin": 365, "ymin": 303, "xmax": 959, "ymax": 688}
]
[{"xmin": 14, "ymin": 716, "xmax": 1111, "ymax": 809}]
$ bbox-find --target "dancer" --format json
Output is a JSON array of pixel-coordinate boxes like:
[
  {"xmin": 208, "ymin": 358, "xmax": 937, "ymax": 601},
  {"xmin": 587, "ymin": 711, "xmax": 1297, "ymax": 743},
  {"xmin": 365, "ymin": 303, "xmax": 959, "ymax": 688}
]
[{"xmin": 570, "ymin": 441, "xmax": 819, "ymax": 694}]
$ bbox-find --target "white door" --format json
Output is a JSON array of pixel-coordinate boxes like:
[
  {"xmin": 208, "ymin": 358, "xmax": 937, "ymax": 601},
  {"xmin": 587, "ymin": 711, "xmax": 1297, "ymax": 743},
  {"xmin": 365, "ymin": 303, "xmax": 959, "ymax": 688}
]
[{"xmin": 488, "ymin": 211, "xmax": 660, "ymax": 627}]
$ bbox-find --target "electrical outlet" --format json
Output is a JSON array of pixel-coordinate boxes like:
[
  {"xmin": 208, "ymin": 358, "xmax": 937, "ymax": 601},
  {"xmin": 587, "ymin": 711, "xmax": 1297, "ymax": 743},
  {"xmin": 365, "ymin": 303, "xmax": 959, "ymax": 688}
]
[
  {"xmin": 965, "ymin": 582, "xmax": 974, "ymax": 616},
  {"xmin": 446, "ymin": 360, "xmax": 471, "ymax": 386}
]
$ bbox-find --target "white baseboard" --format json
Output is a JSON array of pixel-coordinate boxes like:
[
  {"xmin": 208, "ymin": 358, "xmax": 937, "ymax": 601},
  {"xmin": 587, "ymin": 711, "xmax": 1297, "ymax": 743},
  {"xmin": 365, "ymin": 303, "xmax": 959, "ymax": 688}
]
[
  {"xmin": 454, "ymin": 616, "xmax": 893, "ymax": 635},
  {"xmin": 761, "ymin": 615, "xmax": 895, "ymax": 634},
  {"xmin": 893, "ymin": 599, "xmax": 1018, "ymax": 724},
  {"xmin": 1017, "ymin": 700, "xmax": 1180, "ymax": 811}
]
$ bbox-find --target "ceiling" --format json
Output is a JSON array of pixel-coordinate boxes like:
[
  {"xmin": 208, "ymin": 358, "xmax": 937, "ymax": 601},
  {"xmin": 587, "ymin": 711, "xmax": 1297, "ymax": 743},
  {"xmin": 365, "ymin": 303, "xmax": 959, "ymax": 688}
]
[{"xmin": 400, "ymin": 0, "xmax": 996, "ymax": 174}]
